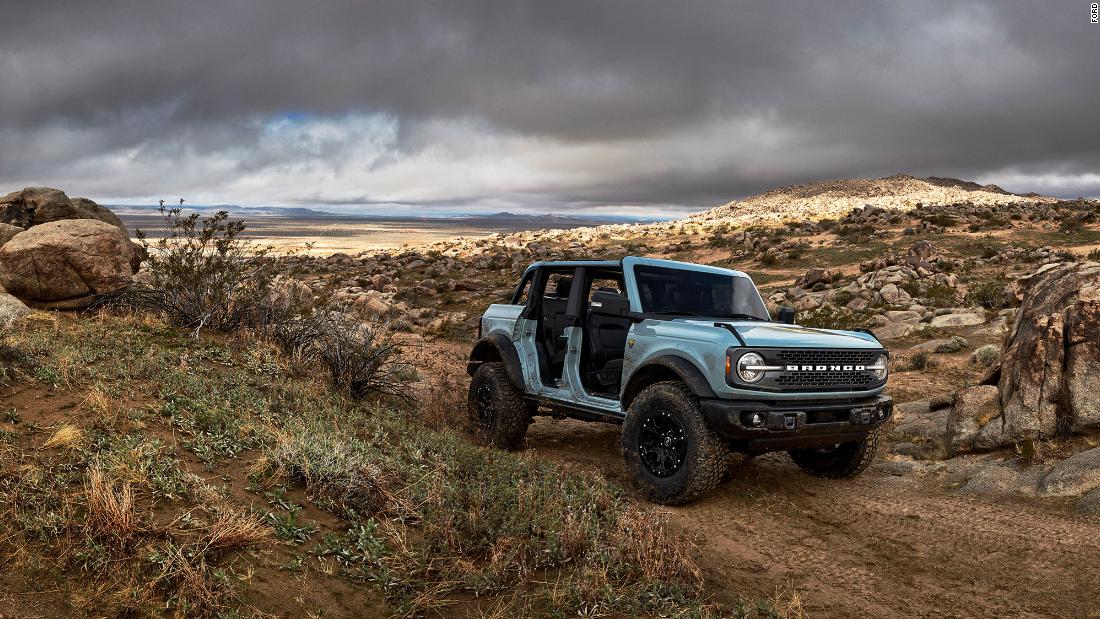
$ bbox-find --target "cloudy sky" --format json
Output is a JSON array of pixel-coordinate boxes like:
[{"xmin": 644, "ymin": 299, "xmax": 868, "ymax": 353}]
[{"xmin": 1, "ymin": 1, "xmax": 1097, "ymax": 216}]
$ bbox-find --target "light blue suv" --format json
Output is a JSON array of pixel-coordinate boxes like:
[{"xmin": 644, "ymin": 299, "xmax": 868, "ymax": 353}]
[{"xmin": 467, "ymin": 257, "xmax": 892, "ymax": 504}]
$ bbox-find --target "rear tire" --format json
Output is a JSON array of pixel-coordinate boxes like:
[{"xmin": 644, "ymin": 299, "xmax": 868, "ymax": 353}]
[
  {"xmin": 467, "ymin": 362, "xmax": 531, "ymax": 450},
  {"xmin": 622, "ymin": 381, "xmax": 729, "ymax": 505},
  {"xmin": 788, "ymin": 429, "xmax": 880, "ymax": 479}
]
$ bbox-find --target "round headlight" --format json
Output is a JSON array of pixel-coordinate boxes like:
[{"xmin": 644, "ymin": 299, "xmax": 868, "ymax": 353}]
[
  {"xmin": 737, "ymin": 352, "xmax": 766, "ymax": 383},
  {"xmin": 873, "ymin": 354, "xmax": 889, "ymax": 380}
]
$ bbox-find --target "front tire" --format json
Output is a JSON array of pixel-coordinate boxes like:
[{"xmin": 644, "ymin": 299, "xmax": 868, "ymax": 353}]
[
  {"xmin": 467, "ymin": 362, "xmax": 531, "ymax": 450},
  {"xmin": 622, "ymin": 382, "xmax": 729, "ymax": 505},
  {"xmin": 788, "ymin": 430, "xmax": 880, "ymax": 479}
]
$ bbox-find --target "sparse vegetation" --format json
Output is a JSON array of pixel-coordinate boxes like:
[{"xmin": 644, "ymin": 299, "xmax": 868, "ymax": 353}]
[
  {"xmin": 972, "ymin": 344, "xmax": 1000, "ymax": 367},
  {"xmin": 271, "ymin": 310, "xmax": 413, "ymax": 401},
  {"xmin": 0, "ymin": 313, "xmax": 715, "ymax": 617},
  {"xmin": 118, "ymin": 207, "xmax": 291, "ymax": 334},
  {"xmin": 903, "ymin": 351, "xmax": 939, "ymax": 371},
  {"xmin": 966, "ymin": 276, "xmax": 1011, "ymax": 309},
  {"xmin": 797, "ymin": 304, "xmax": 874, "ymax": 331},
  {"xmin": 935, "ymin": 336, "xmax": 969, "ymax": 353}
]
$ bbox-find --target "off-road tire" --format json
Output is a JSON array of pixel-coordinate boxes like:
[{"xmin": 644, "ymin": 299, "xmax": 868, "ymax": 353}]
[
  {"xmin": 622, "ymin": 381, "xmax": 729, "ymax": 505},
  {"xmin": 467, "ymin": 362, "xmax": 531, "ymax": 450},
  {"xmin": 788, "ymin": 429, "xmax": 880, "ymax": 479}
]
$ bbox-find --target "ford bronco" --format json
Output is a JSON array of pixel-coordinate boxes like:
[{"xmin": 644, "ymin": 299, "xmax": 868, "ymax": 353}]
[{"xmin": 466, "ymin": 257, "xmax": 892, "ymax": 504}]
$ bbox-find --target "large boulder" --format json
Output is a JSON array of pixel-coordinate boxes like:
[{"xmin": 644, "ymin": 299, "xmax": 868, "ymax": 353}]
[
  {"xmin": 0, "ymin": 187, "xmax": 129, "ymax": 234},
  {"xmin": 947, "ymin": 261, "xmax": 1100, "ymax": 452},
  {"xmin": 0, "ymin": 219, "xmax": 135, "ymax": 308}
]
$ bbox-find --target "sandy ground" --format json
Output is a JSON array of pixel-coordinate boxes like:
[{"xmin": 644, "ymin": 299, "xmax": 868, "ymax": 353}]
[{"xmin": 523, "ymin": 417, "xmax": 1100, "ymax": 618}]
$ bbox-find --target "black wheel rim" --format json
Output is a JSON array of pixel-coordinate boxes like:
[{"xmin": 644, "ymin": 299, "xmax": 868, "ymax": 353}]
[
  {"xmin": 474, "ymin": 384, "xmax": 495, "ymax": 428},
  {"xmin": 638, "ymin": 410, "xmax": 688, "ymax": 478}
]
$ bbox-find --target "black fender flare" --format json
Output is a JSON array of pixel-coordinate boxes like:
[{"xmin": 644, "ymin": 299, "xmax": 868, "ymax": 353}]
[
  {"xmin": 621, "ymin": 355, "xmax": 718, "ymax": 409},
  {"xmin": 467, "ymin": 334, "xmax": 525, "ymax": 391}
]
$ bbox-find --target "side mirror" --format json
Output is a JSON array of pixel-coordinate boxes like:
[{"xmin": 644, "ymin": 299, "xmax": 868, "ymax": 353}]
[
  {"xmin": 778, "ymin": 306, "xmax": 796, "ymax": 324},
  {"xmin": 590, "ymin": 290, "xmax": 631, "ymax": 317}
]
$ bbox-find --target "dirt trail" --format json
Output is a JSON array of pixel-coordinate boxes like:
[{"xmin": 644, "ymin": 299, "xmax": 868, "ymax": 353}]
[{"xmin": 524, "ymin": 418, "xmax": 1100, "ymax": 618}]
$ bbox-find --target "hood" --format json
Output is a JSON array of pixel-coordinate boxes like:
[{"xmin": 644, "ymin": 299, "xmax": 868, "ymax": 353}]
[{"xmin": 679, "ymin": 319, "xmax": 882, "ymax": 349}]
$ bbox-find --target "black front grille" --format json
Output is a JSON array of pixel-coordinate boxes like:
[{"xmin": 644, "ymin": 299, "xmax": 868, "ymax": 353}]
[
  {"xmin": 775, "ymin": 350, "xmax": 881, "ymax": 365},
  {"xmin": 774, "ymin": 371, "xmax": 876, "ymax": 388}
]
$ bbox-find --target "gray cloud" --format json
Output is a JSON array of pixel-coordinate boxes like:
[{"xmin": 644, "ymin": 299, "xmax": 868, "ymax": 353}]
[{"xmin": 1, "ymin": 0, "xmax": 1098, "ymax": 213}]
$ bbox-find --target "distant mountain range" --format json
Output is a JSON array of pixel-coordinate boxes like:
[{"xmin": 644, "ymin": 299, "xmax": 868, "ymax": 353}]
[{"xmin": 107, "ymin": 203, "xmax": 651, "ymax": 225}]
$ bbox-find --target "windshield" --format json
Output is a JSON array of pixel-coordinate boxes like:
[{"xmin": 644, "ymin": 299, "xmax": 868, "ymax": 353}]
[{"xmin": 633, "ymin": 265, "xmax": 770, "ymax": 320}]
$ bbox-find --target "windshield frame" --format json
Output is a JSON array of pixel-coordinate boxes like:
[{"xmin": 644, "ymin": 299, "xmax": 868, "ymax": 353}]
[{"xmin": 630, "ymin": 263, "xmax": 771, "ymax": 321}]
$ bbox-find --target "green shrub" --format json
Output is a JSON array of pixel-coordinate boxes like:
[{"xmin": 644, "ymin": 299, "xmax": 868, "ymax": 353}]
[
  {"xmin": 903, "ymin": 351, "xmax": 939, "ymax": 371},
  {"xmin": 934, "ymin": 335, "xmax": 969, "ymax": 353},
  {"xmin": 117, "ymin": 208, "xmax": 291, "ymax": 334},
  {"xmin": 272, "ymin": 311, "xmax": 412, "ymax": 401},
  {"xmin": 1088, "ymin": 248, "xmax": 1100, "ymax": 262},
  {"xmin": 966, "ymin": 277, "xmax": 1010, "ymax": 309},
  {"xmin": 972, "ymin": 344, "xmax": 1000, "ymax": 367}
]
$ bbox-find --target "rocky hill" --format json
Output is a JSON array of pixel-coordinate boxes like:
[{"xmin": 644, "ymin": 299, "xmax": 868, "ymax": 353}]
[{"xmin": 690, "ymin": 174, "xmax": 1055, "ymax": 226}]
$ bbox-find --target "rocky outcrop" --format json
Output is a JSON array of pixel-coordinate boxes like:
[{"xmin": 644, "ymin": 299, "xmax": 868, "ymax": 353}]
[
  {"xmin": 948, "ymin": 261, "xmax": 1100, "ymax": 452},
  {"xmin": 0, "ymin": 187, "xmax": 128, "ymax": 233},
  {"xmin": 0, "ymin": 219, "xmax": 135, "ymax": 308}
]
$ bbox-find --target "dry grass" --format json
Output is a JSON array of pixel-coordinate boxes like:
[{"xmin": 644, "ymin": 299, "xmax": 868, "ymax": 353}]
[
  {"xmin": 84, "ymin": 466, "xmax": 139, "ymax": 540},
  {"xmin": 42, "ymin": 424, "xmax": 84, "ymax": 450},
  {"xmin": 200, "ymin": 509, "xmax": 272, "ymax": 558}
]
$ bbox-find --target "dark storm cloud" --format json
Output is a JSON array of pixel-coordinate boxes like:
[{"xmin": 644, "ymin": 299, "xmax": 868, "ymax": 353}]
[{"xmin": 1, "ymin": 0, "xmax": 1098, "ymax": 212}]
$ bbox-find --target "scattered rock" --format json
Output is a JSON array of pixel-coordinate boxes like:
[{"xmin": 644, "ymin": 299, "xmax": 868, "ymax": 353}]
[
  {"xmin": 906, "ymin": 239, "xmax": 934, "ymax": 269},
  {"xmin": 0, "ymin": 293, "xmax": 31, "ymax": 328},
  {"xmin": 796, "ymin": 268, "xmax": 833, "ymax": 289},
  {"xmin": 930, "ymin": 311, "xmax": 985, "ymax": 328},
  {"xmin": 959, "ymin": 464, "xmax": 1027, "ymax": 496},
  {"xmin": 1038, "ymin": 447, "xmax": 1100, "ymax": 497}
]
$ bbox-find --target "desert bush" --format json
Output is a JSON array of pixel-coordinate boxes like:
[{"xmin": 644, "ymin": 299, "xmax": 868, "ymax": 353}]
[
  {"xmin": 966, "ymin": 277, "xmax": 1010, "ymax": 309},
  {"xmin": 1058, "ymin": 212, "xmax": 1084, "ymax": 234},
  {"xmin": 972, "ymin": 344, "xmax": 1000, "ymax": 367},
  {"xmin": 1087, "ymin": 249, "xmax": 1100, "ymax": 262},
  {"xmin": 921, "ymin": 213, "xmax": 956, "ymax": 227},
  {"xmin": 935, "ymin": 335, "xmax": 969, "ymax": 353},
  {"xmin": 978, "ymin": 244, "xmax": 1000, "ymax": 259},
  {"xmin": 903, "ymin": 351, "xmax": 939, "ymax": 371},
  {"xmin": 116, "ymin": 208, "xmax": 289, "ymax": 334},
  {"xmin": 1054, "ymin": 249, "xmax": 1077, "ymax": 262},
  {"xmin": 272, "ymin": 310, "xmax": 413, "ymax": 400}
]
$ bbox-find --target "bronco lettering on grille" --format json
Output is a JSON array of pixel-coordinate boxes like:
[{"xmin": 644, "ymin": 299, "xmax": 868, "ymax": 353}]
[{"xmin": 786, "ymin": 364, "xmax": 865, "ymax": 372}]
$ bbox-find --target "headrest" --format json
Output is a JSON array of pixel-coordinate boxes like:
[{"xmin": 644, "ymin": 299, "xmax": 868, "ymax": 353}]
[
  {"xmin": 591, "ymin": 288, "xmax": 626, "ymax": 303},
  {"xmin": 553, "ymin": 277, "xmax": 572, "ymax": 298}
]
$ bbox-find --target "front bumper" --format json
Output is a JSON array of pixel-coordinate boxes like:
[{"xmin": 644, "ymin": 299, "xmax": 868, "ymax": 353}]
[{"xmin": 699, "ymin": 394, "xmax": 893, "ymax": 453}]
